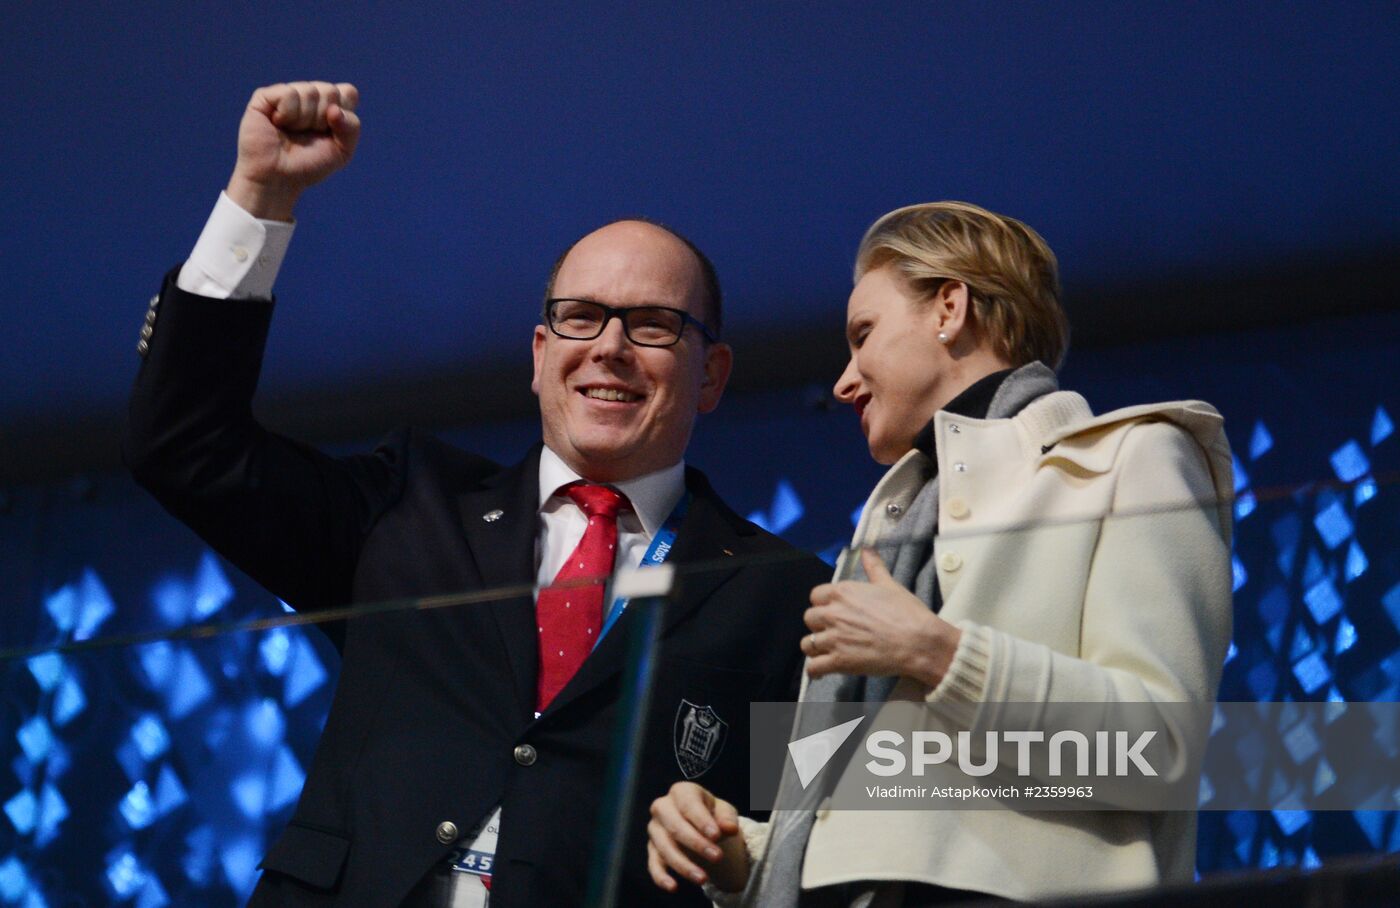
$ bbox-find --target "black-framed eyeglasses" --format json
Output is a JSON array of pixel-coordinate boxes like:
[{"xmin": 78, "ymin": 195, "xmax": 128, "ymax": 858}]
[{"xmin": 543, "ymin": 298, "xmax": 719, "ymax": 347}]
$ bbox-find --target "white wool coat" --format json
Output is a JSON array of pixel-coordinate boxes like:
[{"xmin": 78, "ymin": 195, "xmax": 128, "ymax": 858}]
[{"xmin": 739, "ymin": 391, "xmax": 1234, "ymax": 902}]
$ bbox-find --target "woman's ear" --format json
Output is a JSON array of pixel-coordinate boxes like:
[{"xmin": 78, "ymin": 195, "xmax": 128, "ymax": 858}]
[{"xmin": 931, "ymin": 280, "xmax": 971, "ymax": 345}]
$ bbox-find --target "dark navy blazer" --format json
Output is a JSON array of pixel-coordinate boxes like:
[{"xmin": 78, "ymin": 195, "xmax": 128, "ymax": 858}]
[{"xmin": 124, "ymin": 272, "xmax": 827, "ymax": 908}]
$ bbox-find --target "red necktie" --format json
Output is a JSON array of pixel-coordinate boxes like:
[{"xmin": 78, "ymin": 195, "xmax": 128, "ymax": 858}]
[{"xmin": 535, "ymin": 483, "xmax": 630, "ymax": 711}]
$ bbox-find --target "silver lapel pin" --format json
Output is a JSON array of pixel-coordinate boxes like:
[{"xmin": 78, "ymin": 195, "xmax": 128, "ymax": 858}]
[{"xmin": 482, "ymin": 509, "xmax": 504, "ymax": 523}]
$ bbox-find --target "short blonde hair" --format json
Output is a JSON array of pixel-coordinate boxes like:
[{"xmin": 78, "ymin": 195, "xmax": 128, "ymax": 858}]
[{"xmin": 854, "ymin": 201, "xmax": 1069, "ymax": 370}]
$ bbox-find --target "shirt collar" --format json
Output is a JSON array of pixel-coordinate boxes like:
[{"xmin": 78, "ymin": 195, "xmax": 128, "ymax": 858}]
[
  {"xmin": 538, "ymin": 445, "xmax": 687, "ymax": 537},
  {"xmin": 911, "ymin": 367, "xmax": 1015, "ymax": 459}
]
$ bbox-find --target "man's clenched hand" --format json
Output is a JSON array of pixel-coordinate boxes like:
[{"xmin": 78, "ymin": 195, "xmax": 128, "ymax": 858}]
[{"xmin": 225, "ymin": 81, "xmax": 361, "ymax": 221}]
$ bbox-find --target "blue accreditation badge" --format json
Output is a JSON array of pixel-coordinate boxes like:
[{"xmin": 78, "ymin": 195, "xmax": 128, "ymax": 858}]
[{"xmin": 595, "ymin": 491, "xmax": 690, "ymax": 647}]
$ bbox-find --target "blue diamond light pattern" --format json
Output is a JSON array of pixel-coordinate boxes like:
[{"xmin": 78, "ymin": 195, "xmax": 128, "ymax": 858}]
[
  {"xmin": 0, "ymin": 856, "xmax": 27, "ymax": 900},
  {"xmin": 1232, "ymin": 556, "xmax": 1249, "ymax": 592},
  {"xmin": 1272, "ymin": 809, "xmax": 1309, "ymax": 836},
  {"xmin": 1312, "ymin": 500, "xmax": 1352, "ymax": 550},
  {"xmin": 1382, "ymin": 582, "xmax": 1400, "ymax": 634},
  {"xmin": 1233, "ymin": 454, "xmax": 1249, "ymax": 493},
  {"xmin": 16, "ymin": 718, "xmax": 53, "ymax": 765},
  {"xmin": 1329, "ymin": 440, "xmax": 1369, "ymax": 483},
  {"xmin": 1292, "ymin": 652, "xmax": 1331, "ymax": 694},
  {"xmin": 2, "ymin": 550, "xmax": 333, "ymax": 905},
  {"xmin": 1202, "ymin": 398, "xmax": 1400, "ymax": 874},
  {"xmin": 1334, "ymin": 617, "xmax": 1357, "ymax": 654},
  {"xmin": 1372, "ymin": 406, "xmax": 1394, "ymax": 446},
  {"xmin": 1249, "ymin": 421, "xmax": 1274, "ymax": 460},
  {"xmin": 120, "ymin": 781, "xmax": 158, "ymax": 831},
  {"xmin": 52, "ymin": 676, "xmax": 86, "ymax": 726},
  {"xmin": 1344, "ymin": 541, "xmax": 1368, "ymax": 582},
  {"xmin": 105, "ymin": 848, "xmax": 147, "ymax": 899},
  {"xmin": 746, "ymin": 479, "xmax": 805, "ymax": 535},
  {"xmin": 26, "ymin": 654, "xmax": 63, "ymax": 691},
  {"xmin": 4, "ymin": 791, "xmax": 37, "ymax": 836},
  {"xmin": 1303, "ymin": 579, "xmax": 1342, "ymax": 626}
]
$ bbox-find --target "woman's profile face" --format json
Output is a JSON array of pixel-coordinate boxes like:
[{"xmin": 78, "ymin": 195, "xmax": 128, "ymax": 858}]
[{"xmin": 834, "ymin": 266, "xmax": 951, "ymax": 464}]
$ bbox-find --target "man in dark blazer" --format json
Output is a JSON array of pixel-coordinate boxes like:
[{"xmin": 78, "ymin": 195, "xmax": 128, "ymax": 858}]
[{"xmin": 124, "ymin": 81, "xmax": 828, "ymax": 908}]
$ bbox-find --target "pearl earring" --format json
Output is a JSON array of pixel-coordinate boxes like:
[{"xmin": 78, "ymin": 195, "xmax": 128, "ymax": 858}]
[{"xmin": 937, "ymin": 331, "xmax": 950, "ymax": 344}]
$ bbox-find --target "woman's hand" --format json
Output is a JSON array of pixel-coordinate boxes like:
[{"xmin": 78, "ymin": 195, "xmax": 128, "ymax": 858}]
[
  {"xmin": 647, "ymin": 782, "xmax": 751, "ymax": 893},
  {"xmin": 802, "ymin": 548, "xmax": 962, "ymax": 687}
]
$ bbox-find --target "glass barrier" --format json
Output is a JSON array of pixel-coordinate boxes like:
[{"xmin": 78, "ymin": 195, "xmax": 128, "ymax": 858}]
[{"xmin": 0, "ymin": 461, "xmax": 1395, "ymax": 906}]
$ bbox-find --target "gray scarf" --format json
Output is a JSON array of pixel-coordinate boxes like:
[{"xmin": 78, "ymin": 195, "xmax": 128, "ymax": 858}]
[{"xmin": 741, "ymin": 362, "xmax": 1059, "ymax": 908}]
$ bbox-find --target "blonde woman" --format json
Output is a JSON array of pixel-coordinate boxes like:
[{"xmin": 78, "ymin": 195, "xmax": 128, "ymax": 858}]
[{"xmin": 647, "ymin": 202, "xmax": 1234, "ymax": 906}]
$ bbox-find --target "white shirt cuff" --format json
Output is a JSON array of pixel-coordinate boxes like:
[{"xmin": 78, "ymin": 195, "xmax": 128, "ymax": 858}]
[{"xmin": 176, "ymin": 191, "xmax": 295, "ymax": 300}]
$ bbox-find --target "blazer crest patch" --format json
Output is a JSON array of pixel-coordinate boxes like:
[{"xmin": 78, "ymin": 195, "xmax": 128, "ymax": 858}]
[{"xmin": 674, "ymin": 699, "xmax": 727, "ymax": 779}]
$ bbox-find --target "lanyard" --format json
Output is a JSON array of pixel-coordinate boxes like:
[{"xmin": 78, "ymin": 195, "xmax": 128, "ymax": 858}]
[{"xmin": 594, "ymin": 490, "xmax": 691, "ymax": 648}]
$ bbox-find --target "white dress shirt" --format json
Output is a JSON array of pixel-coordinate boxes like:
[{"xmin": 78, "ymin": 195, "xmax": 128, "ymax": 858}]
[{"xmin": 534, "ymin": 446, "xmax": 685, "ymax": 591}]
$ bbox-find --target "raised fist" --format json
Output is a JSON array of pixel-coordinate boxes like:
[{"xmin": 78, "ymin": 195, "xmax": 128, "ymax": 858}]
[{"xmin": 226, "ymin": 81, "xmax": 361, "ymax": 220}]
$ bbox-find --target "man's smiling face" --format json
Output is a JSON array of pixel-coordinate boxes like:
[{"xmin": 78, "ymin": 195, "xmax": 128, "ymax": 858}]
[{"xmin": 531, "ymin": 221, "xmax": 732, "ymax": 482}]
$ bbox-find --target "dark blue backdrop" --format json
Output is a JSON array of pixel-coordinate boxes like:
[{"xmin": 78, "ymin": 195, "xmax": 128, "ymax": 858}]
[{"xmin": 1, "ymin": 2, "xmax": 1397, "ymax": 428}]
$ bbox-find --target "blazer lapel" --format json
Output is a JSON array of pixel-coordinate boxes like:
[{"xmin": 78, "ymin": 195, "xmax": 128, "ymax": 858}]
[
  {"xmin": 456, "ymin": 447, "xmax": 542, "ymax": 723},
  {"xmin": 656, "ymin": 472, "xmax": 748, "ymax": 635},
  {"xmin": 537, "ymin": 467, "xmax": 747, "ymax": 719}
]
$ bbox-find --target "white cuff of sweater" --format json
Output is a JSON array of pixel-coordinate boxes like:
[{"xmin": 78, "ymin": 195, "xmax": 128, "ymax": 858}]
[
  {"xmin": 924, "ymin": 621, "xmax": 994, "ymax": 726},
  {"xmin": 702, "ymin": 815, "xmax": 770, "ymax": 906}
]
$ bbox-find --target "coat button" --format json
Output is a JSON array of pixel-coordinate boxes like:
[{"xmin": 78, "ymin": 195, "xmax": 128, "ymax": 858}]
[
  {"xmin": 435, "ymin": 821, "xmax": 458, "ymax": 844},
  {"xmin": 947, "ymin": 498, "xmax": 970, "ymax": 519},
  {"xmin": 939, "ymin": 552, "xmax": 963, "ymax": 572},
  {"xmin": 136, "ymin": 339, "xmax": 149, "ymax": 356},
  {"xmin": 514, "ymin": 743, "xmax": 537, "ymax": 766},
  {"xmin": 885, "ymin": 502, "xmax": 903, "ymax": 517}
]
